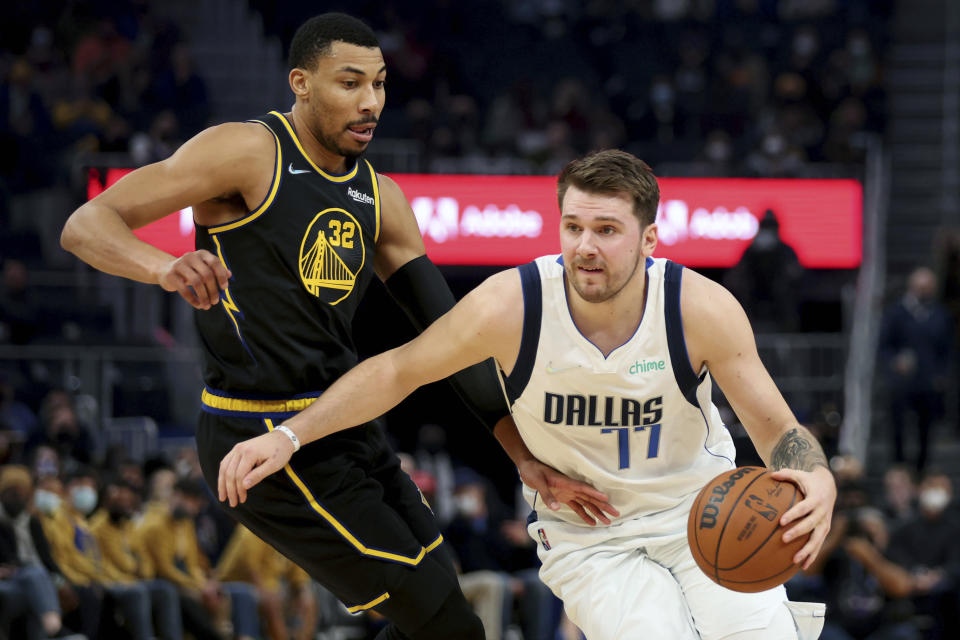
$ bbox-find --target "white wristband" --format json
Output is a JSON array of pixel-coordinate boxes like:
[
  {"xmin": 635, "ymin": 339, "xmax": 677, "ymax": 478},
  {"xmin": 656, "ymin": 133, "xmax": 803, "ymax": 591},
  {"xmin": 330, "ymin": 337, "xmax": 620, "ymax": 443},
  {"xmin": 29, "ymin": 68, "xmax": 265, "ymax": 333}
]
[{"xmin": 275, "ymin": 424, "xmax": 301, "ymax": 453}]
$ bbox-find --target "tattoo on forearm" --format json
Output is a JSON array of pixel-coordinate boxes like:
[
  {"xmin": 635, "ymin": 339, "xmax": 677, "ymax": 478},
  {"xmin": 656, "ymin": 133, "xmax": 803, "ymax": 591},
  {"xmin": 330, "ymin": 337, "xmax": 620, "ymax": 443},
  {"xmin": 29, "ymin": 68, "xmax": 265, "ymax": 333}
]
[{"xmin": 770, "ymin": 427, "xmax": 829, "ymax": 472}]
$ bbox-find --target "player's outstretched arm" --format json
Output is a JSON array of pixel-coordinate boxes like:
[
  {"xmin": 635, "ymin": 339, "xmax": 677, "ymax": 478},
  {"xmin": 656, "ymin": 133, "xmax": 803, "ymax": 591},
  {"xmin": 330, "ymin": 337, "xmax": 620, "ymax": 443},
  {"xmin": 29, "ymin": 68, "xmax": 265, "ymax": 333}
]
[
  {"xmin": 60, "ymin": 122, "xmax": 273, "ymax": 309},
  {"xmin": 680, "ymin": 268, "xmax": 836, "ymax": 570},
  {"xmin": 218, "ymin": 269, "xmax": 524, "ymax": 507}
]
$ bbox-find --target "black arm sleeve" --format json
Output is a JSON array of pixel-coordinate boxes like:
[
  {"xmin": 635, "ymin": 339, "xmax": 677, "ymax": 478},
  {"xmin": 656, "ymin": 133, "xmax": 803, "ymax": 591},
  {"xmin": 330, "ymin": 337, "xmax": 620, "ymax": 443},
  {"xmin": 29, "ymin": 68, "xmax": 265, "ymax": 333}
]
[{"xmin": 384, "ymin": 255, "xmax": 509, "ymax": 431}]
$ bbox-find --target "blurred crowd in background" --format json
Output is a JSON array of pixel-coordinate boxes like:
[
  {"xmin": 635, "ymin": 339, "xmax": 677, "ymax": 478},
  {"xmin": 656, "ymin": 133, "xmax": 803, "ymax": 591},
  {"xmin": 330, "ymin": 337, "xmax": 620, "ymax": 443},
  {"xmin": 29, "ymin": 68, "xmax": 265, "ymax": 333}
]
[
  {"xmin": 2, "ymin": 0, "xmax": 960, "ymax": 639},
  {"xmin": 1, "ymin": 0, "xmax": 891, "ymax": 197}
]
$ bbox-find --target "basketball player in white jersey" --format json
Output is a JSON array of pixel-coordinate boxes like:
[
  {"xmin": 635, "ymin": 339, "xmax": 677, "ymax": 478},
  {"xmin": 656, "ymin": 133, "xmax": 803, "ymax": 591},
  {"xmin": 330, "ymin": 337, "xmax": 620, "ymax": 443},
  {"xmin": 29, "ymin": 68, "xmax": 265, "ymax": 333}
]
[{"xmin": 219, "ymin": 149, "xmax": 836, "ymax": 639}]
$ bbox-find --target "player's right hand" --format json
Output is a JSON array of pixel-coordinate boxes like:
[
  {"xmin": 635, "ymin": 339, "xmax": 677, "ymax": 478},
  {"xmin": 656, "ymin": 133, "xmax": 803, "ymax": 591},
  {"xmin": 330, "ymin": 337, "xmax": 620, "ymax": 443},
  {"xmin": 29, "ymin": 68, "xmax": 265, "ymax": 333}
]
[
  {"xmin": 518, "ymin": 458, "xmax": 620, "ymax": 526},
  {"xmin": 218, "ymin": 430, "xmax": 294, "ymax": 507},
  {"xmin": 158, "ymin": 250, "xmax": 231, "ymax": 310}
]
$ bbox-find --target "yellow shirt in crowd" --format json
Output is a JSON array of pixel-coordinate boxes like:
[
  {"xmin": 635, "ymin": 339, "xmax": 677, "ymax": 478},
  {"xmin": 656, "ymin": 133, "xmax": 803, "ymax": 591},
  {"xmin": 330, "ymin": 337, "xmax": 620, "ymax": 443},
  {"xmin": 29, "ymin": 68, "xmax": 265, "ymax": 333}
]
[
  {"xmin": 215, "ymin": 525, "xmax": 309, "ymax": 593},
  {"xmin": 40, "ymin": 506, "xmax": 105, "ymax": 586},
  {"xmin": 89, "ymin": 509, "xmax": 155, "ymax": 583},
  {"xmin": 138, "ymin": 501, "xmax": 209, "ymax": 593}
]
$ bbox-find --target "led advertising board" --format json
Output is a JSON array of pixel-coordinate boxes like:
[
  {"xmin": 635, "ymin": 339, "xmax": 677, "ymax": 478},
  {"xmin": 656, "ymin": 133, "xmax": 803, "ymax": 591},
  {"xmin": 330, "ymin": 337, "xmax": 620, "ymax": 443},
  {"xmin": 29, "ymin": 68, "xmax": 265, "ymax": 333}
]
[{"xmin": 88, "ymin": 169, "xmax": 861, "ymax": 268}]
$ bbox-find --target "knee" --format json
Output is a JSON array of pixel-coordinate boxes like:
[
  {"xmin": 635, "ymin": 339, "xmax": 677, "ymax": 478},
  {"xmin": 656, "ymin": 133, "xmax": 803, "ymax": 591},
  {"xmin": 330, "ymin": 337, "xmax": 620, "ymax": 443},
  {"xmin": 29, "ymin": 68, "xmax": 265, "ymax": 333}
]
[{"xmin": 411, "ymin": 590, "xmax": 485, "ymax": 640}]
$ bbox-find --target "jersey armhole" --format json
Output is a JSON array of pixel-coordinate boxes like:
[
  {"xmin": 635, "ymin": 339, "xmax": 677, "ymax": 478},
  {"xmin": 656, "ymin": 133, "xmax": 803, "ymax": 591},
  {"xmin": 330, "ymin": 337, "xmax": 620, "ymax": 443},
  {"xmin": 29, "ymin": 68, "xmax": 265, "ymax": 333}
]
[
  {"xmin": 664, "ymin": 261, "xmax": 702, "ymax": 407},
  {"xmin": 365, "ymin": 160, "xmax": 381, "ymax": 243},
  {"xmin": 207, "ymin": 118, "xmax": 283, "ymax": 234},
  {"xmin": 503, "ymin": 261, "xmax": 543, "ymax": 403}
]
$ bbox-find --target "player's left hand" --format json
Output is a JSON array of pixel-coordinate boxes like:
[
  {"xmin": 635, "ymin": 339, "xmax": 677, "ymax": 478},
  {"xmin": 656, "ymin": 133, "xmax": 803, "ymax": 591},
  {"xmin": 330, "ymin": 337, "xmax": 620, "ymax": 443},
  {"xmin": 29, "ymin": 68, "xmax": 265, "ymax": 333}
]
[
  {"xmin": 218, "ymin": 430, "xmax": 295, "ymax": 507},
  {"xmin": 771, "ymin": 465, "xmax": 837, "ymax": 570},
  {"xmin": 517, "ymin": 458, "xmax": 620, "ymax": 526}
]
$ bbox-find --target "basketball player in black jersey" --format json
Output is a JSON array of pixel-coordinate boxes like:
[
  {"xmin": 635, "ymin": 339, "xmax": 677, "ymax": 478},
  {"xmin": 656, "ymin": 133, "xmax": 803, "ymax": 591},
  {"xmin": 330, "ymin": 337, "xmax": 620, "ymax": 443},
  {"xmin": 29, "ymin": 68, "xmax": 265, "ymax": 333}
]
[{"xmin": 61, "ymin": 12, "xmax": 617, "ymax": 640}]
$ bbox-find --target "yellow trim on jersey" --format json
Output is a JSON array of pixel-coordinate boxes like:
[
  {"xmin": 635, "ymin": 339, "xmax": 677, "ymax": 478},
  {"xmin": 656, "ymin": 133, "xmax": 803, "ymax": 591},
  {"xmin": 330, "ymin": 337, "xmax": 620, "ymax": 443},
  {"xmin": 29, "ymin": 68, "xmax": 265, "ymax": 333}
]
[
  {"xmin": 264, "ymin": 418, "xmax": 444, "ymax": 565},
  {"xmin": 365, "ymin": 160, "xmax": 381, "ymax": 243},
  {"xmin": 272, "ymin": 111, "xmax": 359, "ymax": 182},
  {"xmin": 210, "ymin": 236, "xmax": 246, "ymax": 342},
  {"xmin": 347, "ymin": 592, "xmax": 390, "ymax": 613},
  {"xmin": 423, "ymin": 535, "xmax": 443, "ymax": 553},
  {"xmin": 209, "ymin": 122, "xmax": 282, "ymax": 233},
  {"xmin": 201, "ymin": 389, "xmax": 320, "ymax": 414}
]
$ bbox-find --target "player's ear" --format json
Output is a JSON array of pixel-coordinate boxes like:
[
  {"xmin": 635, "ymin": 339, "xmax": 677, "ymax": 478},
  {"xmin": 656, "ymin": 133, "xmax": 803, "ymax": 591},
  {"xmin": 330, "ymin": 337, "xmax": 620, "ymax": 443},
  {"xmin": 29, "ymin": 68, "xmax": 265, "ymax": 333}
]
[
  {"xmin": 289, "ymin": 68, "xmax": 309, "ymax": 99},
  {"xmin": 642, "ymin": 223, "xmax": 658, "ymax": 255}
]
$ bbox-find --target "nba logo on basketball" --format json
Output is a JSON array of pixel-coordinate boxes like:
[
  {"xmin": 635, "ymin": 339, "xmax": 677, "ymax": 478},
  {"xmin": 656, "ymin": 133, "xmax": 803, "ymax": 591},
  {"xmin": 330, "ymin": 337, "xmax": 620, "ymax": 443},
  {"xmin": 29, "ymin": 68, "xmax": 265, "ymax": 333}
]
[{"xmin": 538, "ymin": 528, "xmax": 551, "ymax": 550}]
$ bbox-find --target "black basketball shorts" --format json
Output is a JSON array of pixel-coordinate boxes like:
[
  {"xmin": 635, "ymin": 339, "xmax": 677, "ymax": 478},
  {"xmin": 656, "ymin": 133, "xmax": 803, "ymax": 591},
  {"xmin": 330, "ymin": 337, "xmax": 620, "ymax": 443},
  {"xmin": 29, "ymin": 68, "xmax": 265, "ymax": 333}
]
[{"xmin": 195, "ymin": 390, "xmax": 460, "ymax": 632}]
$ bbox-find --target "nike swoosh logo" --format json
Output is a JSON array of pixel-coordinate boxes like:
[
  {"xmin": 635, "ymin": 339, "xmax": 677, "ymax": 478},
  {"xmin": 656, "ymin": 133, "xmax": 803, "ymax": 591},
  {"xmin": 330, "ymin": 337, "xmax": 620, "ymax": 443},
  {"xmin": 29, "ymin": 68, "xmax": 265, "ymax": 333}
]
[
  {"xmin": 288, "ymin": 163, "xmax": 311, "ymax": 174},
  {"xmin": 545, "ymin": 362, "xmax": 581, "ymax": 374}
]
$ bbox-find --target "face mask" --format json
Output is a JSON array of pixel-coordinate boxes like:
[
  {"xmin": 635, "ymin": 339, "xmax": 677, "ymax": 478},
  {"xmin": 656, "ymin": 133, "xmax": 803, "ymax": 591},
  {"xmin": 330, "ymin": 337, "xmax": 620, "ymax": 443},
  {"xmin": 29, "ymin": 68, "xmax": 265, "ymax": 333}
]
[
  {"xmin": 1, "ymin": 495, "xmax": 26, "ymax": 518},
  {"xmin": 70, "ymin": 486, "xmax": 97, "ymax": 515},
  {"xmin": 108, "ymin": 505, "xmax": 131, "ymax": 523},
  {"xmin": 920, "ymin": 487, "xmax": 950, "ymax": 513},
  {"xmin": 171, "ymin": 506, "xmax": 191, "ymax": 521},
  {"xmin": 175, "ymin": 460, "xmax": 193, "ymax": 477},
  {"xmin": 33, "ymin": 489, "xmax": 61, "ymax": 515},
  {"xmin": 455, "ymin": 494, "xmax": 481, "ymax": 517},
  {"xmin": 35, "ymin": 458, "xmax": 58, "ymax": 478},
  {"xmin": 753, "ymin": 228, "xmax": 778, "ymax": 250}
]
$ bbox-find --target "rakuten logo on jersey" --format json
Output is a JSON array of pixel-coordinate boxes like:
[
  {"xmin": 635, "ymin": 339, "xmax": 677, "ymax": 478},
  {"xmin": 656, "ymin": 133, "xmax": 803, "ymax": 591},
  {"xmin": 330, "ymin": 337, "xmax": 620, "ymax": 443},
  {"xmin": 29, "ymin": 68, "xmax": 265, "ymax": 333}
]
[
  {"xmin": 655, "ymin": 200, "xmax": 759, "ymax": 246},
  {"xmin": 410, "ymin": 197, "xmax": 543, "ymax": 244}
]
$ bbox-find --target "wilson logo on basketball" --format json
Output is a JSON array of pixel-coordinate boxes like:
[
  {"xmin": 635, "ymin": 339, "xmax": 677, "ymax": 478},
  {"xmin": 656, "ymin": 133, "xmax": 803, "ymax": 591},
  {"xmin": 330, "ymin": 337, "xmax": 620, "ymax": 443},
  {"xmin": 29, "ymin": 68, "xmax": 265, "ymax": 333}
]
[{"xmin": 697, "ymin": 467, "xmax": 756, "ymax": 530}]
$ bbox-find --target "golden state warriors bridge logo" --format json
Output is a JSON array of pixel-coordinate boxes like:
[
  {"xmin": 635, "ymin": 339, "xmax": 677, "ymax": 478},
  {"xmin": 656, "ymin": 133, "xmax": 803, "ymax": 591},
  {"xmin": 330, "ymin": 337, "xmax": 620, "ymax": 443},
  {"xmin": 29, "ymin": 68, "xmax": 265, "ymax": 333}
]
[{"xmin": 299, "ymin": 208, "xmax": 365, "ymax": 305}]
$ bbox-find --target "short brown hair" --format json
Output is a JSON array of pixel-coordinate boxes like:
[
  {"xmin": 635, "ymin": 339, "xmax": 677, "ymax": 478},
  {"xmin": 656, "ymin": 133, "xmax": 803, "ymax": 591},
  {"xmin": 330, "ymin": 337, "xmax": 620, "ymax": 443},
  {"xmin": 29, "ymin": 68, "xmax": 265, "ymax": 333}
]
[{"xmin": 557, "ymin": 150, "xmax": 660, "ymax": 227}]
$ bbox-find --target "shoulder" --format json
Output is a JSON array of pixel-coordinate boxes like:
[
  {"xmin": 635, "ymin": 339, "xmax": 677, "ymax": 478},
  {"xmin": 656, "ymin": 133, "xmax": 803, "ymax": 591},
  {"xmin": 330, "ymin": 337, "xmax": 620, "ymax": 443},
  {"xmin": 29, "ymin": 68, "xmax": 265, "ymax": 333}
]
[
  {"xmin": 461, "ymin": 268, "xmax": 524, "ymax": 331},
  {"xmin": 678, "ymin": 265, "xmax": 743, "ymax": 324},
  {"xmin": 172, "ymin": 121, "xmax": 274, "ymax": 162},
  {"xmin": 461, "ymin": 267, "xmax": 523, "ymax": 309},
  {"xmin": 481, "ymin": 267, "xmax": 524, "ymax": 302},
  {"xmin": 677, "ymin": 265, "xmax": 753, "ymax": 368},
  {"xmin": 374, "ymin": 173, "xmax": 407, "ymax": 207}
]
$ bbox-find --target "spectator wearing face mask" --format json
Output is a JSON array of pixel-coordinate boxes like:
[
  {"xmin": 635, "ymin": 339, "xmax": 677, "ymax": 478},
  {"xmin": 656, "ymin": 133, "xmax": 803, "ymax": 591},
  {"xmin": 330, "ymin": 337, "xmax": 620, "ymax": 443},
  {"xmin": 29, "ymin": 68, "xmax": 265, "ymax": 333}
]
[
  {"xmin": 29, "ymin": 446, "xmax": 60, "ymax": 483},
  {"xmin": 878, "ymin": 267, "xmax": 954, "ymax": 473},
  {"xmin": 804, "ymin": 505, "xmax": 919, "ymax": 640},
  {"xmin": 39, "ymin": 467, "xmax": 157, "ymax": 640},
  {"xmin": 0, "ymin": 465, "xmax": 83, "ymax": 639},
  {"xmin": 724, "ymin": 208, "xmax": 805, "ymax": 333},
  {"xmin": 90, "ymin": 474, "xmax": 183, "ymax": 640},
  {"xmin": 32, "ymin": 472, "xmax": 103, "ymax": 639},
  {"xmin": 886, "ymin": 470, "xmax": 960, "ymax": 639},
  {"xmin": 880, "ymin": 465, "xmax": 917, "ymax": 530},
  {"xmin": 24, "ymin": 392, "xmax": 96, "ymax": 473},
  {"xmin": 444, "ymin": 467, "xmax": 559, "ymax": 640},
  {"xmin": 138, "ymin": 478, "xmax": 236, "ymax": 640}
]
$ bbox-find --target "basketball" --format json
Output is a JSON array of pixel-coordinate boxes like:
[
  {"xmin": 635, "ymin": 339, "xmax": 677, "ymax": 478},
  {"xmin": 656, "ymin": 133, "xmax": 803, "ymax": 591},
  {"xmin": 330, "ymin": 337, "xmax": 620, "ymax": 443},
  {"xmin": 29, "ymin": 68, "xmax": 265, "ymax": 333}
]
[{"xmin": 687, "ymin": 466, "xmax": 808, "ymax": 593}]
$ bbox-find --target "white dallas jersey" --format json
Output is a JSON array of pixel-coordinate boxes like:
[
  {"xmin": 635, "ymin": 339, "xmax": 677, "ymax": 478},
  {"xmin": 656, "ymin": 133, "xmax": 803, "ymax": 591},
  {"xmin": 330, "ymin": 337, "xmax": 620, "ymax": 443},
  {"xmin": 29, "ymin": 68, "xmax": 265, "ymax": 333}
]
[{"xmin": 504, "ymin": 255, "xmax": 736, "ymax": 525}]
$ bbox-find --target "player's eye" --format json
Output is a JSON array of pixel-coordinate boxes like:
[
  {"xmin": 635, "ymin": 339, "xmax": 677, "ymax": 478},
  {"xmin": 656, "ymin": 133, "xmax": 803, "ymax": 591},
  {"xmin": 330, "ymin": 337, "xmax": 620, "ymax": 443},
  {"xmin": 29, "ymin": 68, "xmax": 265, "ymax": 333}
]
[
  {"xmin": 342, "ymin": 80, "xmax": 357, "ymax": 88},
  {"xmin": 374, "ymin": 80, "xmax": 386, "ymax": 89}
]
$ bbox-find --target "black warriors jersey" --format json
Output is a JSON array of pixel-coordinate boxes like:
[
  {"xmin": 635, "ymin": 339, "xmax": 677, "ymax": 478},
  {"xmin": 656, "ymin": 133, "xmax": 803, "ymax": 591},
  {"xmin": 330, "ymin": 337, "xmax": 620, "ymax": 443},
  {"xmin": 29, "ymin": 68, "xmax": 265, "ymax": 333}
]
[{"xmin": 195, "ymin": 111, "xmax": 381, "ymax": 395}]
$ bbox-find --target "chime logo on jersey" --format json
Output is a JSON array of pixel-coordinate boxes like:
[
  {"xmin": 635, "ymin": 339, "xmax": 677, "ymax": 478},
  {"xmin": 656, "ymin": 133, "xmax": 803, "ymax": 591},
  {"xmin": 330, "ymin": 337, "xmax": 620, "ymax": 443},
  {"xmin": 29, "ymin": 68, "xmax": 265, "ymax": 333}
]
[
  {"xmin": 628, "ymin": 358, "xmax": 665, "ymax": 375},
  {"xmin": 298, "ymin": 207, "xmax": 366, "ymax": 305}
]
